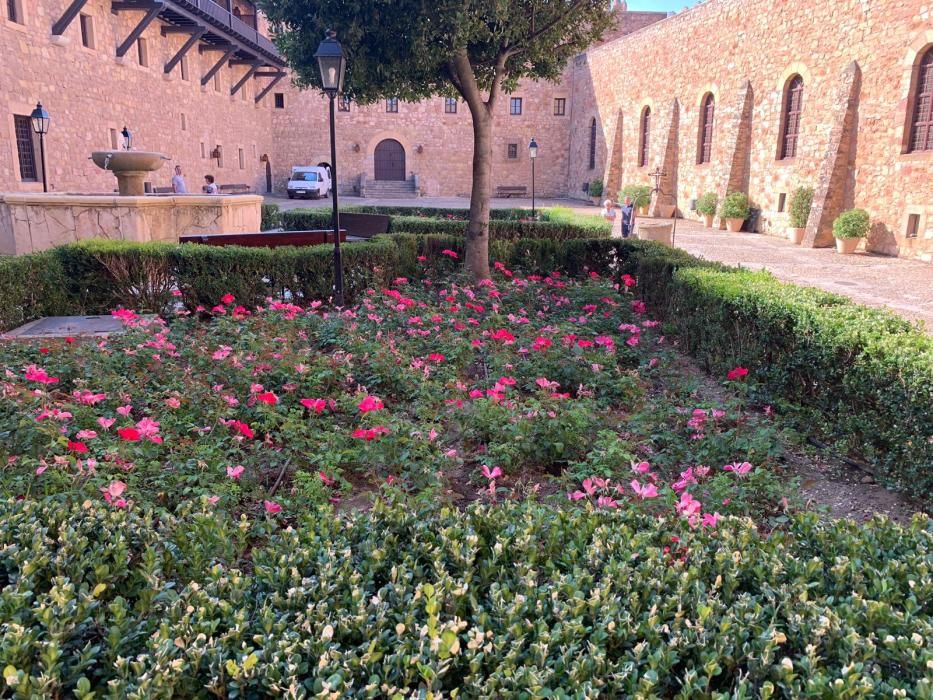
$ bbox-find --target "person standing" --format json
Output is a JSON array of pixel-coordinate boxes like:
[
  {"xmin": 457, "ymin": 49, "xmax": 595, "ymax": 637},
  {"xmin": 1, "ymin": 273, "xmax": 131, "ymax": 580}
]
[
  {"xmin": 203, "ymin": 175, "xmax": 219, "ymax": 194},
  {"xmin": 620, "ymin": 196, "xmax": 635, "ymax": 239},
  {"xmin": 600, "ymin": 199, "xmax": 619, "ymax": 238},
  {"xmin": 171, "ymin": 165, "xmax": 188, "ymax": 194}
]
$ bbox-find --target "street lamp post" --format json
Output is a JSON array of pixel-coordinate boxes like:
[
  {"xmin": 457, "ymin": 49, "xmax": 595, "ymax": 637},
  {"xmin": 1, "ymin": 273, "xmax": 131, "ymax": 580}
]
[
  {"xmin": 314, "ymin": 30, "xmax": 347, "ymax": 307},
  {"xmin": 528, "ymin": 137, "xmax": 538, "ymax": 219},
  {"xmin": 30, "ymin": 102, "xmax": 50, "ymax": 193}
]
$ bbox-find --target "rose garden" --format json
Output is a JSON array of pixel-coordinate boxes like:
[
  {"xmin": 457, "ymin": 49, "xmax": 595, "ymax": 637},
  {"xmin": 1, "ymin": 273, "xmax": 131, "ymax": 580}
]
[
  {"xmin": 0, "ymin": 0, "xmax": 931, "ymax": 694},
  {"xmin": 0, "ymin": 205, "xmax": 929, "ymax": 696}
]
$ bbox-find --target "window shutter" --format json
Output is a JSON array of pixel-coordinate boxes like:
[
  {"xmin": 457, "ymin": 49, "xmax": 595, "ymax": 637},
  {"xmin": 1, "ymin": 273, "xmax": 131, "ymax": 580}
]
[
  {"xmin": 699, "ymin": 94, "xmax": 715, "ymax": 164},
  {"xmin": 781, "ymin": 76, "xmax": 804, "ymax": 159},
  {"xmin": 909, "ymin": 49, "xmax": 933, "ymax": 152}
]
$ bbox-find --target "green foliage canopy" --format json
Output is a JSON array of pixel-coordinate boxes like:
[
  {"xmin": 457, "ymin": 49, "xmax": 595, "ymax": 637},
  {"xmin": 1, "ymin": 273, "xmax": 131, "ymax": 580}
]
[{"xmin": 259, "ymin": 0, "xmax": 616, "ymax": 104}]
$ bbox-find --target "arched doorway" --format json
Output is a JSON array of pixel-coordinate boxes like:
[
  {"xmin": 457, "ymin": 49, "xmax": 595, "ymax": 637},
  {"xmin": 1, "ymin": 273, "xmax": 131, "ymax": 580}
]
[{"xmin": 374, "ymin": 139, "xmax": 406, "ymax": 180}]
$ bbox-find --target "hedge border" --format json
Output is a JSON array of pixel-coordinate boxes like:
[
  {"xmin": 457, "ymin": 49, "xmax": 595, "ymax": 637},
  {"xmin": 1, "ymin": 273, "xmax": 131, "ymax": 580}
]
[{"xmin": 0, "ymin": 234, "xmax": 929, "ymax": 498}]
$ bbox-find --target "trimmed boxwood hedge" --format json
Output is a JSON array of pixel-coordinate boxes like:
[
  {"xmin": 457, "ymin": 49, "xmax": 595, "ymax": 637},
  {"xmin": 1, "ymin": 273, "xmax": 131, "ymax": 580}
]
[
  {"xmin": 278, "ymin": 208, "xmax": 611, "ymax": 241},
  {"xmin": 0, "ymin": 252, "xmax": 77, "ymax": 332},
  {"xmin": 0, "ymin": 498, "xmax": 929, "ymax": 697},
  {"xmin": 0, "ymin": 235, "xmax": 929, "ymax": 498}
]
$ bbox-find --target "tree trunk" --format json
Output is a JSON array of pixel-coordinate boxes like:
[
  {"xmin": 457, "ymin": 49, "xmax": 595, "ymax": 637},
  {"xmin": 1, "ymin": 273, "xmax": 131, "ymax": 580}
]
[{"xmin": 465, "ymin": 105, "xmax": 493, "ymax": 280}]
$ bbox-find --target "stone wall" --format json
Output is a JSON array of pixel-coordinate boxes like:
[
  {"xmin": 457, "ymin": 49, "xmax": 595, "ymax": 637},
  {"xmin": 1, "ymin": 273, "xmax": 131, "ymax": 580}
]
[
  {"xmin": 269, "ymin": 7, "xmax": 666, "ymax": 198},
  {"xmin": 0, "ymin": 0, "xmax": 278, "ymax": 196},
  {"xmin": 0, "ymin": 193, "xmax": 261, "ymax": 254},
  {"xmin": 571, "ymin": 0, "xmax": 933, "ymax": 260}
]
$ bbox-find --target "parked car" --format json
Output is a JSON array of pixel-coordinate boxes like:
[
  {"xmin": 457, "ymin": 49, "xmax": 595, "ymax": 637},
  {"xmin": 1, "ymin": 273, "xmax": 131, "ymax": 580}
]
[{"xmin": 287, "ymin": 166, "xmax": 331, "ymax": 199}]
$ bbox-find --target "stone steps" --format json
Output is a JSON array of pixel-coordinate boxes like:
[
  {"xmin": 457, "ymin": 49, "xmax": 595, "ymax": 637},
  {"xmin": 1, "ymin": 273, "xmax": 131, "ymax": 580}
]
[{"xmin": 364, "ymin": 180, "xmax": 418, "ymax": 198}]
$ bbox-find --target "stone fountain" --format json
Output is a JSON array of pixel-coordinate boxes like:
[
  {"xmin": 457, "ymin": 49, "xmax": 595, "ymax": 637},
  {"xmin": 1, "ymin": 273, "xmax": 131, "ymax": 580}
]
[
  {"xmin": 90, "ymin": 150, "xmax": 170, "ymax": 196},
  {"xmin": 0, "ymin": 138, "xmax": 261, "ymax": 255}
]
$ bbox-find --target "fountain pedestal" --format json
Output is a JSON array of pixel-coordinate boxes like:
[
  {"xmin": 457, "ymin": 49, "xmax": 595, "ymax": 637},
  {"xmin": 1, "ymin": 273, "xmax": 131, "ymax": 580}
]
[{"xmin": 90, "ymin": 151, "xmax": 170, "ymax": 195}]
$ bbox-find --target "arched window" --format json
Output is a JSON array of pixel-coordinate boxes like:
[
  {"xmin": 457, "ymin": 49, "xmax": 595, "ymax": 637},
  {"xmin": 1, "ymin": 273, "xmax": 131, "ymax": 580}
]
[
  {"xmin": 639, "ymin": 107, "xmax": 650, "ymax": 167},
  {"xmin": 589, "ymin": 118, "xmax": 597, "ymax": 170},
  {"xmin": 780, "ymin": 75, "xmax": 804, "ymax": 160},
  {"xmin": 908, "ymin": 48, "xmax": 933, "ymax": 152},
  {"xmin": 698, "ymin": 93, "xmax": 715, "ymax": 164}
]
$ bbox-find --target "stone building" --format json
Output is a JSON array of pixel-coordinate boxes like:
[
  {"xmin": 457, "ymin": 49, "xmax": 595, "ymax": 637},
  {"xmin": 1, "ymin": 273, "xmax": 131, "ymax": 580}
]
[
  {"xmin": 572, "ymin": 0, "xmax": 933, "ymax": 260},
  {"xmin": 1, "ymin": 0, "xmax": 930, "ymax": 259}
]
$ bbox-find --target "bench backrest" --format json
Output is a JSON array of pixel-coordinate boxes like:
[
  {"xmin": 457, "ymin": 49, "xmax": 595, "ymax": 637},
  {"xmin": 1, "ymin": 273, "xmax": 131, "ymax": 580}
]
[
  {"xmin": 179, "ymin": 230, "xmax": 346, "ymax": 248},
  {"xmin": 339, "ymin": 213, "xmax": 391, "ymax": 238}
]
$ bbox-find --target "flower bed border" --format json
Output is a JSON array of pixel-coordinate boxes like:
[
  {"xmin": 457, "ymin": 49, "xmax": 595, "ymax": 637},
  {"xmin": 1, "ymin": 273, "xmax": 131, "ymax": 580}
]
[{"xmin": 0, "ymin": 234, "xmax": 929, "ymax": 498}]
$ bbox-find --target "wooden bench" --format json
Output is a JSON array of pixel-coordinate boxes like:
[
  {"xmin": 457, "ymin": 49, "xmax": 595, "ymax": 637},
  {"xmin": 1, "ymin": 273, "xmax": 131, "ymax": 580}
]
[
  {"xmin": 217, "ymin": 183, "xmax": 251, "ymax": 194},
  {"xmin": 179, "ymin": 230, "xmax": 347, "ymax": 249},
  {"xmin": 152, "ymin": 186, "xmax": 175, "ymax": 194},
  {"xmin": 495, "ymin": 185, "xmax": 528, "ymax": 198},
  {"xmin": 339, "ymin": 213, "xmax": 391, "ymax": 239}
]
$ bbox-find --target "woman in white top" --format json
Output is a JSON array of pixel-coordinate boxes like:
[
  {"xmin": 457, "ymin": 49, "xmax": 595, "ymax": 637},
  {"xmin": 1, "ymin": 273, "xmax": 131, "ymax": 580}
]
[{"xmin": 600, "ymin": 199, "xmax": 618, "ymax": 235}]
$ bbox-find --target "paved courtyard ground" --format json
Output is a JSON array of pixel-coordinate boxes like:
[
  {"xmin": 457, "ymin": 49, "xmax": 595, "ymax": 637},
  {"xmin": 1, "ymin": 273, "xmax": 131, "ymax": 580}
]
[{"xmin": 266, "ymin": 194, "xmax": 933, "ymax": 329}]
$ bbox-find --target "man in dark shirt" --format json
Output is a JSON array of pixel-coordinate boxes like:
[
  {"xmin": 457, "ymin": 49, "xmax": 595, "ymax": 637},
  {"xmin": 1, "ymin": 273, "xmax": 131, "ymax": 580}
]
[{"xmin": 620, "ymin": 196, "xmax": 635, "ymax": 239}]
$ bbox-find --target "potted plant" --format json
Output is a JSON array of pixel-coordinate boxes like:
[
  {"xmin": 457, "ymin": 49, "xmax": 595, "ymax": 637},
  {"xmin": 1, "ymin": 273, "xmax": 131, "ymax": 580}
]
[
  {"xmin": 719, "ymin": 192, "xmax": 750, "ymax": 232},
  {"xmin": 620, "ymin": 184, "xmax": 651, "ymax": 215},
  {"xmin": 696, "ymin": 192, "xmax": 718, "ymax": 227},
  {"xmin": 787, "ymin": 186, "xmax": 813, "ymax": 244},
  {"xmin": 832, "ymin": 208, "xmax": 869, "ymax": 254},
  {"xmin": 588, "ymin": 178, "xmax": 604, "ymax": 206}
]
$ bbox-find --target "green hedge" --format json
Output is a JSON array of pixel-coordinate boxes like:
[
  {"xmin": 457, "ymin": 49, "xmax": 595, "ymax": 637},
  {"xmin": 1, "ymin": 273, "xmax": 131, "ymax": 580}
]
[
  {"xmin": 260, "ymin": 203, "xmax": 281, "ymax": 231},
  {"xmin": 0, "ymin": 235, "xmax": 928, "ymax": 497},
  {"xmin": 0, "ymin": 252, "xmax": 76, "ymax": 331},
  {"xmin": 339, "ymin": 205, "xmax": 532, "ymax": 220},
  {"xmin": 0, "ymin": 497, "xmax": 929, "ymax": 697},
  {"xmin": 279, "ymin": 208, "xmax": 611, "ymax": 241},
  {"xmin": 53, "ymin": 237, "xmax": 401, "ymax": 314}
]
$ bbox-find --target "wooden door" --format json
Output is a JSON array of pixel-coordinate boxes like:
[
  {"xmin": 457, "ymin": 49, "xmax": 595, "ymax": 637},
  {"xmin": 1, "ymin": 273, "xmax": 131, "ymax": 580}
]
[{"xmin": 374, "ymin": 139, "xmax": 405, "ymax": 180}]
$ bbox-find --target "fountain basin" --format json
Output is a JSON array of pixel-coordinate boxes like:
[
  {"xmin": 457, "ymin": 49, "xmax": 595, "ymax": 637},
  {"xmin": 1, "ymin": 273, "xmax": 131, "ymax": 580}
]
[
  {"xmin": 90, "ymin": 151, "xmax": 170, "ymax": 196},
  {"xmin": 0, "ymin": 193, "xmax": 261, "ymax": 255}
]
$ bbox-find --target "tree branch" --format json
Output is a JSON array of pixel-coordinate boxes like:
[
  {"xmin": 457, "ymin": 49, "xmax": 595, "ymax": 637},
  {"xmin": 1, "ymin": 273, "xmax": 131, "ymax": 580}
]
[{"xmin": 512, "ymin": 0, "xmax": 589, "ymax": 53}]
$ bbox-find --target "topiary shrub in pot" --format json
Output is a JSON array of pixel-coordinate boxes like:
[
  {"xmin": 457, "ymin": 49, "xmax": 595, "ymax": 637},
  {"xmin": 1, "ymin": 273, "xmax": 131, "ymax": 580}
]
[
  {"xmin": 587, "ymin": 178, "xmax": 604, "ymax": 205},
  {"xmin": 832, "ymin": 208, "xmax": 870, "ymax": 254},
  {"xmin": 787, "ymin": 186, "xmax": 813, "ymax": 244},
  {"xmin": 719, "ymin": 192, "xmax": 750, "ymax": 232},
  {"xmin": 696, "ymin": 192, "xmax": 718, "ymax": 227},
  {"xmin": 620, "ymin": 184, "xmax": 651, "ymax": 215}
]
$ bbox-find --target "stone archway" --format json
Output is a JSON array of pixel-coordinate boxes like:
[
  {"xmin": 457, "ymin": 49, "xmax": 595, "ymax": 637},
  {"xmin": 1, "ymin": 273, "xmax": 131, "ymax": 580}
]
[{"xmin": 374, "ymin": 139, "xmax": 406, "ymax": 181}]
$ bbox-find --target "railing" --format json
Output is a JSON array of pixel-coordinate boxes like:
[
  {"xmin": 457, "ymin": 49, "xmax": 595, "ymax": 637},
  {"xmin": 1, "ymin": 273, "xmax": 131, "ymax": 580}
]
[{"xmin": 167, "ymin": 0, "xmax": 280, "ymax": 59}]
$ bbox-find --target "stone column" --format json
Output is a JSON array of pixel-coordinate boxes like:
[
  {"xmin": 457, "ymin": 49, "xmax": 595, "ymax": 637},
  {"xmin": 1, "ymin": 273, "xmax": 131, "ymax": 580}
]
[
  {"xmin": 803, "ymin": 61, "xmax": 862, "ymax": 248},
  {"xmin": 716, "ymin": 81, "xmax": 754, "ymax": 228},
  {"xmin": 649, "ymin": 99, "xmax": 679, "ymax": 218}
]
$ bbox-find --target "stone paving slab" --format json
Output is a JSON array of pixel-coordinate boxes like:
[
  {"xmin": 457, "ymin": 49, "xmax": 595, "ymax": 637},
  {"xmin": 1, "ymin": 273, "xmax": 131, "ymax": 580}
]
[
  {"xmin": 2, "ymin": 315, "xmax": 130, "ymax": 340},
  {"xmin": 669, "ymin": 221, "xmax": 933, "ymax": 330}
]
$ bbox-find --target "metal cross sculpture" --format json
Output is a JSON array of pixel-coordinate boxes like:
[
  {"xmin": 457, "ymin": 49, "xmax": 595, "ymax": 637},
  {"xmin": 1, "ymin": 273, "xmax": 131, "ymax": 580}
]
[{"xmin": 646, "ymin": 166, "xmax": 678, "ymax": 247}]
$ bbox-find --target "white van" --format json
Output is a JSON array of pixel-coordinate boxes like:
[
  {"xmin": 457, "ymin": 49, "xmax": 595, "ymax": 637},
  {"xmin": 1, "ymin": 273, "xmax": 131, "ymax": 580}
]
[{"xmin": 287, "ymin": 165, "xmax": 332, "ymax": 199}]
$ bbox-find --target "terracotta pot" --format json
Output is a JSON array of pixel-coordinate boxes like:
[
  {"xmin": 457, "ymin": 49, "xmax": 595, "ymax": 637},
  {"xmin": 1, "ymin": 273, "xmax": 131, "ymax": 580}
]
[
  {"xmin": 638, "ymin": 206, "xmax": 649, "ymax": 216},
  {"xmin": 787, "ymin": 227, "xmax": 806, "ymax": 244},
  {"xmin": 703, "ymin": 214, "xmax": 714, "ymax": 228},
  {"xmin": 726, "ymin": 218, "xmax": 744, "ymax": 233},
  {"xmin": 835, "ymin": 237, "xmax": 860, "ymax": 254}
]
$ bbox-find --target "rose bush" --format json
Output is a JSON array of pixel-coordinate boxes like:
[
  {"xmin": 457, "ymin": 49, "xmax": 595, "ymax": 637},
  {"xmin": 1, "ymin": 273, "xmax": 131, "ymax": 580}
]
[
  {"xmin": 0, "ymin": 263, "xmax": 799, "ymax": 525},
  {"xmin": 0, "ymin": 256, "xmax": 929, "ymax": 697}
]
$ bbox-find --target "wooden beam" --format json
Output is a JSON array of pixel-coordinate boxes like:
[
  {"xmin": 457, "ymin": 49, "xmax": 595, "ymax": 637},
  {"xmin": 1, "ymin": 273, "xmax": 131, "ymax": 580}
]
[
  {"xmin": 161, "ymin": 26, "xmax": 200, "ymax": 35},
  {"xmin": 231, "ymin": 62, "xmax": 263, "ymax": 96},
  {"xmin": 201, "ymin": 46, "xmax": 236, "ymax": 86},
  {"xmin": 111, "ymin": 1, "xmax": 157, "ymax": 11},
  {"xmin": 115, "ymin": 2, "xmax": 163, "ymax": 58},
  {"xmin": 164, "ymin": 28, "xmax": 205, "ymax": 74},
  {"xmin": 255, "ymin": 72, "xmax": 286, "ymax": 103},
  {"xmin": 254, "ymin": 70, "xmax": 281, "ymax": 77},
  {"xmin": 229, "ymin": 59, "xmax": 260, "ymax": 66},
  {"xmin": 51, "ymin": 0, "xmax": 91, "ymax": 35},
  {"xmin": 199, "ymin": 43, "xmax": 234, "ymax": 53}
]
